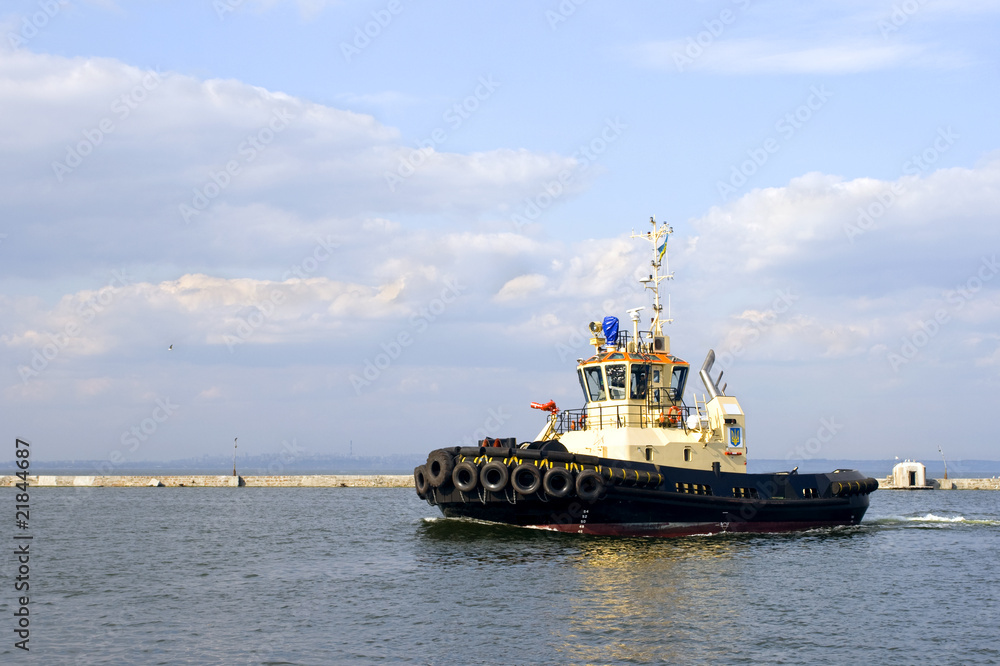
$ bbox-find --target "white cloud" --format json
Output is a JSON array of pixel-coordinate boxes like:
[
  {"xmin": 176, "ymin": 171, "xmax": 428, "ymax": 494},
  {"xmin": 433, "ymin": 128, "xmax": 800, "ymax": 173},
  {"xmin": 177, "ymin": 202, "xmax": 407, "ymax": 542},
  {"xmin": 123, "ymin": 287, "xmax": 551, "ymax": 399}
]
[
  {"xmin": 629, "ymin": 0, "xmax": 1000, "ymax": 75},
  {"xmin": 687, "ymin": 158, "xmax": 1000, "ymax": 284},
  {"xmin": 2, "ymin": 27, "xmax": 998, "ymax": 461},
  {"xmin": 0, "ymin": 49, "xmax": 578, "ymax": 280},
  {"xmin": 0, "ymin": 273, "xmax": 409, "ymax": 368},
  {"xmin": 495, "ymin": 274, "xmax": 548, "ymax": 303},
  {"xmin": 635, "ymin": 38, "xmax": 936, "ymax": 74},
  {"xmin": 666, "ymin": 158, "xmax": 1000, "ymax": 404},
  {"xmin": 240, "ymin": 0, "xmax": 342, "ymax": 20},
  {"xmin": 198, "ymin": 386, "xmax": 223, "ymax": 399}
]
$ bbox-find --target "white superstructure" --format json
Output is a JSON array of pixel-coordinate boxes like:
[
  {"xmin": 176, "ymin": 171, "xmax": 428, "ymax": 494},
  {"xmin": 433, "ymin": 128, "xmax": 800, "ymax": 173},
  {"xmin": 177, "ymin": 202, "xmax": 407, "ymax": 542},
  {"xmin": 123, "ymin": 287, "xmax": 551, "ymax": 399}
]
[{"xmin": 532, "ymin": 217, "xmax": 748, "ymax": 474}]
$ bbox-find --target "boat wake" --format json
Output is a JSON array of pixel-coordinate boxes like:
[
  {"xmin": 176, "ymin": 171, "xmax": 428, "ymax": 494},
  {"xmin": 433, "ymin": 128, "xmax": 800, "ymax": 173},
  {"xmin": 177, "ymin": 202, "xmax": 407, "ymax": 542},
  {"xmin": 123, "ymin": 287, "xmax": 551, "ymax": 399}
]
[
  {"xmin": 908, "ymin": 513, "xmax": 965, "ymax": 523},
  {"xmin": 421, "ymin": 516, "xmax": 497, "ymax": 527},
  {"xmin": 872, "ymin": 513, "xmax": 1000, "ymax": 527}
]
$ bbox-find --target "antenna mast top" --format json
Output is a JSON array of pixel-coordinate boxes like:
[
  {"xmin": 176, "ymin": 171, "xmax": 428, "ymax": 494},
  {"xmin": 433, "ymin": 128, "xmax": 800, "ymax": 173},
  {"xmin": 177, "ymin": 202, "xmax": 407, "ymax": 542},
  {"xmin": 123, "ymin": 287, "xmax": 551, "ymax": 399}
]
[{"xmin": 630, "ymin": 216, "xmax": 674, "ymax": 336}]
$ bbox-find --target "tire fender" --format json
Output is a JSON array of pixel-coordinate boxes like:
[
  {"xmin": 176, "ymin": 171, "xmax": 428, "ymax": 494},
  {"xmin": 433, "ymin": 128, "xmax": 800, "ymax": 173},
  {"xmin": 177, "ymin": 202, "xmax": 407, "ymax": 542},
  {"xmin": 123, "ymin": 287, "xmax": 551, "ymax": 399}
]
[
  {"xmin": 480, "ymin": 460, "xmax": 510, "ymax": 493},
  {"xmin": 452, "ymin": 460, "xmax": 479, "ymax": 493},
  {"xmin": 511, "ymin": 463, "xmax": 542, "ymax": 495},
  {"xmin": 543, "ymin": 467, "xmax": 574, "ymax": 499}
]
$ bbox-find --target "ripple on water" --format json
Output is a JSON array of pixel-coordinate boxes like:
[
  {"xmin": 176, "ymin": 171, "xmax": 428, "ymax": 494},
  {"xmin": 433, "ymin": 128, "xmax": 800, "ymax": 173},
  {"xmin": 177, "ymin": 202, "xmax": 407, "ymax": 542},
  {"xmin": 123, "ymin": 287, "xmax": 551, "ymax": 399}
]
[{"xmin": 2, "ymin": 487, "xmax": 997, "ymax": 664}]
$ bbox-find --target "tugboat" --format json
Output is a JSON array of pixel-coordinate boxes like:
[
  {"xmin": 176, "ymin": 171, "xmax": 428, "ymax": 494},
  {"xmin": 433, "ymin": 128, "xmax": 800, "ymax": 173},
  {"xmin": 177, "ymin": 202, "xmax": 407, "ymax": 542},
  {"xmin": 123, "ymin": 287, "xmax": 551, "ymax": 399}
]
[{"xmin": 415, "ymin": 217, "xmax": 877, "ymax": 536}]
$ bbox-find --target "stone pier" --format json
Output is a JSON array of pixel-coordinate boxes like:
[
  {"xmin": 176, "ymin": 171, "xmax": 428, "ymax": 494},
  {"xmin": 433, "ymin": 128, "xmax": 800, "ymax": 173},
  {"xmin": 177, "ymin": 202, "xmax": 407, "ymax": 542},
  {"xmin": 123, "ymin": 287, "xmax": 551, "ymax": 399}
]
[
  {"xmin": 880, "ymin": 477, "xmax": 1000, "ymax": 490},
  {"xmin": 2, "ymin": 474, "xmax": 415, "ymax": 488}
]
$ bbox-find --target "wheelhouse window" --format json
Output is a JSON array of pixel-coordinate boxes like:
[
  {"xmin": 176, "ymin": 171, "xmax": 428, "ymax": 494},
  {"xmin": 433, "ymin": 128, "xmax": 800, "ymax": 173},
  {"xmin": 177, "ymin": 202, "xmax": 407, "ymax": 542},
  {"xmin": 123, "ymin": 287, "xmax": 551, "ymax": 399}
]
[
  {"xmin": 669, "ymin": 365, "xmax": 689, "ymax": 401},
  {"xmin": 606, "ymin": 363, "xmax": 627, "ymax": 400},
  {"xmin": 651, "ymin": 366, "xmax": 664, "ymax": 407},
  {"xmin": 630, "ymin": 364, "xmax": 649, "ymax": 400},
  {"xmin": 581, "ymin": 366, "xmax": 606, "ymax": 402}
]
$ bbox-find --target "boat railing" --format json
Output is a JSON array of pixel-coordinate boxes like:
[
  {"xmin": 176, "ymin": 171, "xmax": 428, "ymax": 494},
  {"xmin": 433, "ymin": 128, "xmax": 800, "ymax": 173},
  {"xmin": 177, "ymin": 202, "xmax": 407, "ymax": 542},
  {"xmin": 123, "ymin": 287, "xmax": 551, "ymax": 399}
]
[
  {"xmin": 613, "ymin": 330, "xmax": 631, "ymax": 350},
  {"xmin": 609, "ymin": 330, "xmax": 654, "ymax": 354},
  {"xmin": 554, "ymin": 404, "xmax": 692, "ymax": 434}
]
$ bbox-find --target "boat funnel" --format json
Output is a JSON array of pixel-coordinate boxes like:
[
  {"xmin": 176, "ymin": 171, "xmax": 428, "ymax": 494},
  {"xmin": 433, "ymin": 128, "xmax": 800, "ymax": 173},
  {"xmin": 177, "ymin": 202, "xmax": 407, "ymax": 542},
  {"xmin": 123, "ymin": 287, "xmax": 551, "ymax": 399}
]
[{"xmin": 699, "ymin": 349, "xmax": 723, "ymax": 399}]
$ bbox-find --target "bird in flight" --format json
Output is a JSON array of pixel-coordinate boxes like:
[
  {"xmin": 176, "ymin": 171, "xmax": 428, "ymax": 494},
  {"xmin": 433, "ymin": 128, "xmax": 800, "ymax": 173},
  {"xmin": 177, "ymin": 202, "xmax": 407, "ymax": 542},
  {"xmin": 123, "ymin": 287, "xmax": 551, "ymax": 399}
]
[{"xmin": 168, "ymin": 344, "xmax": 173, "ymax": 351}]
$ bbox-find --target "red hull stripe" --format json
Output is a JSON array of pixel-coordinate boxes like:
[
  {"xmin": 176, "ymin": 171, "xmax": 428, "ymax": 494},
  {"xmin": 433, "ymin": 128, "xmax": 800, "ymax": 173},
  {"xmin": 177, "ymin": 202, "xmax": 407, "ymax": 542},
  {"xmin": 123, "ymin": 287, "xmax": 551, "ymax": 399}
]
[{"xmin": 527, "ymin": 520, "xmax": 847, "ymax": 537}]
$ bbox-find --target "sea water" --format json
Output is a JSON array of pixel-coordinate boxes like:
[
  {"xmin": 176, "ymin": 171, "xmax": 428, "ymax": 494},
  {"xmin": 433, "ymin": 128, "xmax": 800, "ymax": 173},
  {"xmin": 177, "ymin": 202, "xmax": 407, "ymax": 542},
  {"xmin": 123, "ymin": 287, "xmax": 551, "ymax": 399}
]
[{"xmin": 1, "ymin": 487, "xmax": 997, "ymax": 664}]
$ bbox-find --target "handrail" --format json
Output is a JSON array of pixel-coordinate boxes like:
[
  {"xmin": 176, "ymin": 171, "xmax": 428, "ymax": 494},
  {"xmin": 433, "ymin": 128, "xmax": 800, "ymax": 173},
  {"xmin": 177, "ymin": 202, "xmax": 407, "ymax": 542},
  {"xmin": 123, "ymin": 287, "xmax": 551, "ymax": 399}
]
[{"xmin": 553, "ymin": 404, "xmax": 691, "ymax": 434}]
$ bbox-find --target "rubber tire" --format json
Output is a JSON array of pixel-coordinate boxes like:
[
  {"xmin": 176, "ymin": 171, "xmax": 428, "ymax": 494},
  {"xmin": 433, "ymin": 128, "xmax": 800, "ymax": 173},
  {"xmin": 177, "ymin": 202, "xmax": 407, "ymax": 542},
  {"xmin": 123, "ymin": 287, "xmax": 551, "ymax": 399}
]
[
  {"xmin": 452, "ymin": 460, "xmax": 479, "ymax": 493},
  {"xmin": 511, "ymin": 463, "xmax": 542, "ymax": 495},
  {"xmin": 426, "ymin": 450, "xmax": 454, "ymax": 488},
  {"xmin": 480, "ymin": 460, "xmax": 509, "ymax": 493},
  {"xmin": 525, "ymin": 440, "xmax": 569, "ymax": 453},
  {"xmin": 543, "ymin": 467, "xmax": 574, "ymax": 499},
  {"xmin": 540, "ymin": 440, "xmax": 568, "ymax": 453},
  {"xmin": 414, "ymin": 465, "xmax": 430, "ymax": 497},
  {"xmin": 576, "ymin": 469, "xmax": 605, "ymax": 502}
]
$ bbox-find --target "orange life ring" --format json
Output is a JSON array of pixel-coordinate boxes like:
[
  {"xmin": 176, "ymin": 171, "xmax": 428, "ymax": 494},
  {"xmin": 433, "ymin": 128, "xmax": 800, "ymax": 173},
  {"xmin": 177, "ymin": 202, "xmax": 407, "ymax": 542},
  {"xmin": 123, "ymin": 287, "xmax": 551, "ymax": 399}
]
[{"xmin": 666, "ymin": 405, "xmax": 683, "ymax": 426}]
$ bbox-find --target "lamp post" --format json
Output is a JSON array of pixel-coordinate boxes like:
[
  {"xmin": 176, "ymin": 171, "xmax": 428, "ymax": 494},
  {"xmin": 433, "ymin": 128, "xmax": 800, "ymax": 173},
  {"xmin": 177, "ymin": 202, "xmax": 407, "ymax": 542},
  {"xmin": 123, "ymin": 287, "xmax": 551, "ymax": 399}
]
[
  {"xmin": 233, "ymin": 437, "xmax": 238, "ymax": 476},
  {"xmin": 938, "ymin": 446, "xmax": 947, "ymax": 480}
]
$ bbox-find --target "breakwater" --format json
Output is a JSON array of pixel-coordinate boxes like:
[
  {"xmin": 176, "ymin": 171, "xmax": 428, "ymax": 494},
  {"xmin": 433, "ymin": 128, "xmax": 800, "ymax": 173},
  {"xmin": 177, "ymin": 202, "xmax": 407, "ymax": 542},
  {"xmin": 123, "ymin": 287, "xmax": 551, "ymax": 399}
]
[
  {"xmin": 881, "ymin": 477, "xmax": 1000, "ymax": 490},
  {"xmin": 1, "ymin": 474, "xmax": 414, "ymax": 488},
  {"xmin": 5, "ymin": 475, "xmax": 998, "ymax": 490}
]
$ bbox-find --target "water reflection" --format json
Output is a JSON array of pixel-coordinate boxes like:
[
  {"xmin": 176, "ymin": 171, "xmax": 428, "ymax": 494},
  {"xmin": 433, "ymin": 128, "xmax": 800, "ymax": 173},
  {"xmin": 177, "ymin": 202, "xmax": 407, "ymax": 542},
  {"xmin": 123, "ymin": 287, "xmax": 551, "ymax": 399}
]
[
  {"xmin": 416, "ymin": 517, "xmax": 881, "ymax": 664},
  {"xmin": 555, "ymin": 536, "xmax": 750, "ymax": 664},
  {"xmin": 416, "ymin": 516, "xmax": 586, "ymax": 566}
]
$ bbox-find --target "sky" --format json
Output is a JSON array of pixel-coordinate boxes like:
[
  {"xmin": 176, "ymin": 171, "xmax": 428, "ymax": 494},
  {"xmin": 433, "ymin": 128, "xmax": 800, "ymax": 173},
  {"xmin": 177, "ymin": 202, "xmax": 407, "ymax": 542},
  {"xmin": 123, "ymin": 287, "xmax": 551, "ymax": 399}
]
[{"xmin": 1, "ymin": 0, "xmax": 999, "ymax": 468}]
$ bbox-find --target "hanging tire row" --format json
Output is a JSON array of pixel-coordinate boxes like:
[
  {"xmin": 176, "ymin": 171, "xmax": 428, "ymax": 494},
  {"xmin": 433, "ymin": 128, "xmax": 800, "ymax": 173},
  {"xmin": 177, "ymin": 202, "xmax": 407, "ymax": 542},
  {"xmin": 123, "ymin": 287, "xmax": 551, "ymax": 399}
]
[
  {"xmin": 414, "ymin": 448, "xmax": 619, "ymax": 502},
  {"xmin": 830, "ymin": 478, "xmax": 879, "ymax": 497}
]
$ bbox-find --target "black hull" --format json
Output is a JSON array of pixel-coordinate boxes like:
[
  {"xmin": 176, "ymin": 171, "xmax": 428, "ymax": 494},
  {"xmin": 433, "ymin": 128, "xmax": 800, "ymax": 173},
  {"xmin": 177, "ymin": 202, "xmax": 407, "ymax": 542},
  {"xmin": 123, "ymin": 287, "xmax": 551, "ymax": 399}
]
[{"xmin": 417, "ymin": 446, "xmax": 876, "ymax": 538}]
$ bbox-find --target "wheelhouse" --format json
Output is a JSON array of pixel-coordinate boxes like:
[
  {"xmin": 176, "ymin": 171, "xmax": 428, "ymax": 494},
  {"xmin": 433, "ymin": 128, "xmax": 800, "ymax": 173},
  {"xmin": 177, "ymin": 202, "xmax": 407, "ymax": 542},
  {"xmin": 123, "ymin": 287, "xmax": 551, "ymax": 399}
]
[{"xmin": 568, "ymin": 350, "xmax": 689, "ymax": 431}]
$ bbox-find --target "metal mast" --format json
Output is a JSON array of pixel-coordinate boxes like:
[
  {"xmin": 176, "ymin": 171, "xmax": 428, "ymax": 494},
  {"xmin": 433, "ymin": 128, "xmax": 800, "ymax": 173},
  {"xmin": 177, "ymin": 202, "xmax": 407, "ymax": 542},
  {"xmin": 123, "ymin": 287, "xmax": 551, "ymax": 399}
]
[{"xmin": 631, "ymin": 216, "xmax": 674, "ymax": 337}]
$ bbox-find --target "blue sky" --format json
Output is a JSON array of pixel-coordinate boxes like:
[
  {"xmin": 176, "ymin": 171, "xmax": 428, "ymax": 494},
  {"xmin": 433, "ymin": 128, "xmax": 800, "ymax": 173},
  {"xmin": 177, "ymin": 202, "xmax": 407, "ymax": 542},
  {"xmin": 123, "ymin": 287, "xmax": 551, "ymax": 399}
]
[{"xmin": 2, "ymin": 0, "xmax": 999, "ymax": 468}]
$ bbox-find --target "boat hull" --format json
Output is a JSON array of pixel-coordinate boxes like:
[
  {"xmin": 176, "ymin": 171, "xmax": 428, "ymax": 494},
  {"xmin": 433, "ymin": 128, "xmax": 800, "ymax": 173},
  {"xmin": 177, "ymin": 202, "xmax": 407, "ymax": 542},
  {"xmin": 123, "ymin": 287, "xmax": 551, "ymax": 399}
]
[{"xmin": 418, "ymin": 446, "xmax": 875, "ymax": 538}]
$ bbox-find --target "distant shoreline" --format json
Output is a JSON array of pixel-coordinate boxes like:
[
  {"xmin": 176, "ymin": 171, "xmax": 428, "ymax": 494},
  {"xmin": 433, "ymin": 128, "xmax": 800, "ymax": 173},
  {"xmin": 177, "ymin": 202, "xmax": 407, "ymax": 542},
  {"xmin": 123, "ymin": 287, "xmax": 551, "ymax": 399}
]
[
  {"xmin": 2, "ymin": 474, "xmax": 414, "ymax": 488},
  {"xmin": 5, "ymin": 474, "xmax": 1000, "ymax": 490},
  {"xmin": 8, "ymin": 458, "xmax": 1000, "ymax": 479}
]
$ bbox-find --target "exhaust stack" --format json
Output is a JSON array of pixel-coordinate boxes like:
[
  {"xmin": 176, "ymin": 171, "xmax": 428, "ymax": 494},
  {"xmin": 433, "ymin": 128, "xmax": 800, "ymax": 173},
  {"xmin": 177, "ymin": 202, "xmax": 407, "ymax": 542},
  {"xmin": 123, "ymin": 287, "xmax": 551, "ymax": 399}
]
[{"xmin": 699, "ymin": 349, "xmax": 724, "ymax": 399}]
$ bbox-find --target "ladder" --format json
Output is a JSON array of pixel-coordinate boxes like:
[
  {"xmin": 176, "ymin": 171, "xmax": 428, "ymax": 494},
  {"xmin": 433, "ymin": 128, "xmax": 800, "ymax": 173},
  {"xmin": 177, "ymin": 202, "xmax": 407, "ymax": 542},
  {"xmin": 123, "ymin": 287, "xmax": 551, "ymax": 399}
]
[{"xmin": 691, "ymin": 392, "xmax": 709, "ymax": 427}]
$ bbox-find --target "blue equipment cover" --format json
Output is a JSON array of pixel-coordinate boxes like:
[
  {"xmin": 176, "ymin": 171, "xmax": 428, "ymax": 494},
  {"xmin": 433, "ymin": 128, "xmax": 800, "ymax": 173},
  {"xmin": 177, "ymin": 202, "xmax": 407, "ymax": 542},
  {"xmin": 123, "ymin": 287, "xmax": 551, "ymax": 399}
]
[{"xmin": 602, "ymin": 316, "xmax": 619, "ymax": 347}]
